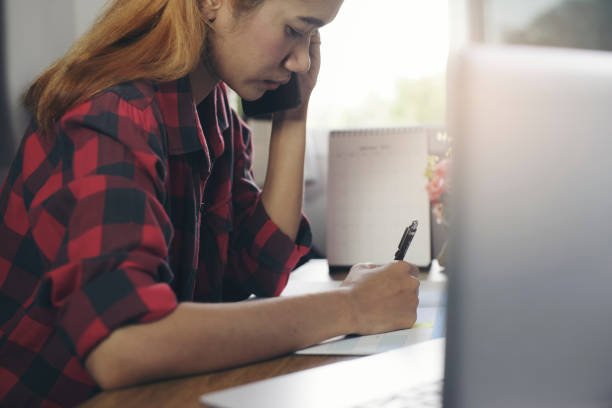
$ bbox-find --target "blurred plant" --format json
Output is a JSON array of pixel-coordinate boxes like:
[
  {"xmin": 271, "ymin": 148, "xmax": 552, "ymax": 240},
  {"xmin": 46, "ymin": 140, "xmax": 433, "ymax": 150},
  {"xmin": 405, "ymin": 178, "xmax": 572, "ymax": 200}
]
[
  {"xmin": 425, "ymin": 131, "xmax": 452, "ymax": 267},
  {"xmin": 425, "ymin": 131, "xmax": 452, "ymax": 226}
]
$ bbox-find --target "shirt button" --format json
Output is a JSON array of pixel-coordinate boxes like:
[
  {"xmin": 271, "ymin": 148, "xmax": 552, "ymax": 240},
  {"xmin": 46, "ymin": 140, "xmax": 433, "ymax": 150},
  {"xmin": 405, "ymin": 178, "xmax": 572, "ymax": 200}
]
[{"xmin": 200, "ymin": 202, "xmax": 206, "ymax": 213}]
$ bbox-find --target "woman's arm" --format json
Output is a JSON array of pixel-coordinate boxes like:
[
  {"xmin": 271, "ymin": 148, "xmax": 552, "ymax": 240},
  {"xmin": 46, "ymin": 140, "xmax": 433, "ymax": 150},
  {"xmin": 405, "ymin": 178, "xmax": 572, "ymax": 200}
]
[
  {"xmin": 260, "ymin": 32, "xmax": 322, "ymax": 241},
  {"xmin": 86, "ymin": 288, "xmax": 352, "ymax": 389},
  {"xmin": 85, "ymin": 261, "xmax": 419, "ymax": 389},
  {"xmin": 260, "ymin": 116, "xmax": 307, "ymax": 240}
]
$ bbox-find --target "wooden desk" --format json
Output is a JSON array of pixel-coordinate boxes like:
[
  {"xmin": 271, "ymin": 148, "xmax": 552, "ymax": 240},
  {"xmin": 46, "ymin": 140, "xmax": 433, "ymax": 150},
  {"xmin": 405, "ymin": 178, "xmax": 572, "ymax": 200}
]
[
  {"xmin": 80, "ymin": 260, "xmax": 355, "ymax": 408},
  {"xmin": 81, "ymin": 353, "xmax": 355, "ymax": 408}
]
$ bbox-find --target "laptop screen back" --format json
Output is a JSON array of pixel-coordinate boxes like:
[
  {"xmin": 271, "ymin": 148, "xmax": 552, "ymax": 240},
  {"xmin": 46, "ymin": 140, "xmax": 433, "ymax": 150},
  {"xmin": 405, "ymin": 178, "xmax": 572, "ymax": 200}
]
[{"xmin": 444, "ymin": 45, "xmax": 612, "ymax": 407}]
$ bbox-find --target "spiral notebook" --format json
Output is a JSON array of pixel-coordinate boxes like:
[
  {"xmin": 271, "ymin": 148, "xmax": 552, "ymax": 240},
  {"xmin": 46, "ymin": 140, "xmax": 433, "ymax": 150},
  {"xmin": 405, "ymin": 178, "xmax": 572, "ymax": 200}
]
[{"xmin": 326, "ymin": 127, "xmax": 432, "ymax": 268}]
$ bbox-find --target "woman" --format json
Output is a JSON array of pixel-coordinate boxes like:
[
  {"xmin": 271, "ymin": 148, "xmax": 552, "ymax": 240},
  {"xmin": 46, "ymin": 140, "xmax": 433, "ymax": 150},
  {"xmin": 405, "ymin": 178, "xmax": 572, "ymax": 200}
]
[{"xmin": 0, "ymin": 0, "xmax": 420, "ymax": 406}]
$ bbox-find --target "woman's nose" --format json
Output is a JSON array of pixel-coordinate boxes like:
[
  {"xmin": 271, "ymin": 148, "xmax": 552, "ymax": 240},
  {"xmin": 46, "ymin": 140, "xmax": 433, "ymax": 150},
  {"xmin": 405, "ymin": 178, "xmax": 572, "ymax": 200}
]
[{"xmin": 283, "ymin": 39, "xmax": 311, "ymax": 73}]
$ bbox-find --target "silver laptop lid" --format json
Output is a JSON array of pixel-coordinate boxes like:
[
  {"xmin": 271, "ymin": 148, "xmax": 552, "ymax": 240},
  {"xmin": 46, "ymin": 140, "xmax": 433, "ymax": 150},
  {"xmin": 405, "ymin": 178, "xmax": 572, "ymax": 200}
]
[
  {"xmin": 445, "ymin": 45, "xmax": 612, "ymax": 407},
  {"xmin": 200, "ymin": 338, "xmax": 445, "ymax": 408}
]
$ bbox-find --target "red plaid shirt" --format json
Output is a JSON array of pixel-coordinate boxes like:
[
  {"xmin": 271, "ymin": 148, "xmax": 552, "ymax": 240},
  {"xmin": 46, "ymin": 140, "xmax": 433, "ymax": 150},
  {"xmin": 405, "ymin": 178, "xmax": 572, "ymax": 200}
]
[{"xmin": 0, "ymin": 77, "xmax": 311, "ymax": 407}]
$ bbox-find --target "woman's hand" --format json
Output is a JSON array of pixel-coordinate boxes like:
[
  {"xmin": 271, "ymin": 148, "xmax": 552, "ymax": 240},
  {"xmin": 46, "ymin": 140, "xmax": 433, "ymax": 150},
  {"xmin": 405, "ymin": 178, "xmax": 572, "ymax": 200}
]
[
  {"xmin": 276, "ymin": 30, "xmax": 321, "ymax": 122},
  {"xmin": 341, "ymin": 261, "xmax": 420, "ymax": 335},
  {"xmin": 299, "ymin": 30, "xmax": 321, "ymax": 99}
]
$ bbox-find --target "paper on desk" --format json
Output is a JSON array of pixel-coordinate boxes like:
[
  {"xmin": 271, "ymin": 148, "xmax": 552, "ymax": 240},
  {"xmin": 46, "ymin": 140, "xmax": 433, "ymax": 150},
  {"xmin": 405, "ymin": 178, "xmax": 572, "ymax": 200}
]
[
  {"xmin": 295, "ymin": 281, "xmax": 446, "ymax": 356},
  {"xmin": 296, "ymin": 306, "xmax": 440, "ymax": 355}
]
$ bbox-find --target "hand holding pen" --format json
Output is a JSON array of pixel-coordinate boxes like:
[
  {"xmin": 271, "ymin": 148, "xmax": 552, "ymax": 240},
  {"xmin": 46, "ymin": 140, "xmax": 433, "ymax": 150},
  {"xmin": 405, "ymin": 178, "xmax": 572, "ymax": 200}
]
[{"xmin": 338, "ymin": 219, "xmax": 420, "ymax": 334}]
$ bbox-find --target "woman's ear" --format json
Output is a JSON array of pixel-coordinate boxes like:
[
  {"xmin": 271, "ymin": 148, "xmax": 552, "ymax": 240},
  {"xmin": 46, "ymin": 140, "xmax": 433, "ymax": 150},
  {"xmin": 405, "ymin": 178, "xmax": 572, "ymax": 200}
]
[{"xmin": 202, "ymin": 0, "xmax": 222, "ymax": 22}]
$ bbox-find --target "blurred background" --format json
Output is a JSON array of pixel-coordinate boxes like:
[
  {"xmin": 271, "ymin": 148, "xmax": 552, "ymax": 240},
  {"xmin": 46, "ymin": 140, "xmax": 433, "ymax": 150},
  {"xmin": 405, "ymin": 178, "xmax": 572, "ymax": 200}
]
[{"xmin": 2, "ymin": 0, "xmax": 611, "ymax": 258}]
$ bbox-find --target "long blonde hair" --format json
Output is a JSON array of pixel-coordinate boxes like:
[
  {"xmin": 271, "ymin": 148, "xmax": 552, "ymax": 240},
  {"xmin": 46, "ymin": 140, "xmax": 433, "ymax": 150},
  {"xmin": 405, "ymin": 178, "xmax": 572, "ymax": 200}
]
[{"xmin": 24, "ymin": 0, "xmax": 261, "ymax": 136}]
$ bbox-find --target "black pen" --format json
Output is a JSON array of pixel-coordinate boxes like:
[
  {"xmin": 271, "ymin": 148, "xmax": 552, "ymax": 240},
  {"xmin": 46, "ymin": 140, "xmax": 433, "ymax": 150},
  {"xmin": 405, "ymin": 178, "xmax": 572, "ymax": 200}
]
[{"xmin": 394, "ymin": 220, "xmax": 418, "ymax": 260}]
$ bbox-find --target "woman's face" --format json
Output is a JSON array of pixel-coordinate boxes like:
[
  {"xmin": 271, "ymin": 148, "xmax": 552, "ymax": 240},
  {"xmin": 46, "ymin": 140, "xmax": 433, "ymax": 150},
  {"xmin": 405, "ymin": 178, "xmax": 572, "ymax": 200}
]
[{"xmin": 206, "ymin": 0, "xmax": 343, "ymax": 101}]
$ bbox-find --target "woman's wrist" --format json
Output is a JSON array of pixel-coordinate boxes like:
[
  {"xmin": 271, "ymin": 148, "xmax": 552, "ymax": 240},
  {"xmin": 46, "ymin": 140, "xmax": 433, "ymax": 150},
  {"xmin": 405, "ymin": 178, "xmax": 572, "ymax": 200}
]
[
  {"xmin": 270, "ymin": 111, "xmax": 307, "ymax": 140},
  {"xmin": 332, "ymin": 287, "xmax": 359, "ymax": 335},
  {"xmin": 272, "ymin": 96, "xmax": 310, "ymax": 123}
]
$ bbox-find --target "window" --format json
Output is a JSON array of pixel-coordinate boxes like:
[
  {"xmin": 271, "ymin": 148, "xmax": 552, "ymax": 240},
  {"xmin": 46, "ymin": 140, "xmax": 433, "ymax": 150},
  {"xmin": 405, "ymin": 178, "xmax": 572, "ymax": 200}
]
[
  {"xmin": 477, "ymin": 0, "xmax": 612, "ymax": 51},
  {"xmin": 308, "ymin": 0, "xmax": 449, "ymax": 129}
]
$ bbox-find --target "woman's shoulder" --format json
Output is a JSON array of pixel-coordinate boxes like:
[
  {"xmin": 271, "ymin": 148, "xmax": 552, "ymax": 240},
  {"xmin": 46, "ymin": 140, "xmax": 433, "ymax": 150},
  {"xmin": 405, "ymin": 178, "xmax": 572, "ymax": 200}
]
[
  {"xmin": 55, "ymin": 79, "xmax": 173, "ymax": 155},
  {"xmin": 100, "ymin": 78, "xmax": 160, "ymax": 110},
  {"xmin": 59, "ymin": 78, "xmax": 168, "ymax": 133}
]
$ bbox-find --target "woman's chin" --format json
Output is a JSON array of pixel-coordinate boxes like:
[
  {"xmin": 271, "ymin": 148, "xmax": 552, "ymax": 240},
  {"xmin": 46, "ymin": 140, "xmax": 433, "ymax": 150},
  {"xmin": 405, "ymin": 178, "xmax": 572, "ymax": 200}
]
[
  {"xmin": 236, "ymin": 81, "xmax": 276, "ymax": 101},
  {"xmin": 240, "ymin": 89, "xmax": 266, "ymax": 101}
]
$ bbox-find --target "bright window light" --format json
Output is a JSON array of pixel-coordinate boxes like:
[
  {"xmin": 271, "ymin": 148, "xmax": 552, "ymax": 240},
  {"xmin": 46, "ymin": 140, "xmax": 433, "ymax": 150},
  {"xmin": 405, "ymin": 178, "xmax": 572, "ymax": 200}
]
[{"xmin": 309, "ymin": 0, "xmax": 449, "ymax": 128}]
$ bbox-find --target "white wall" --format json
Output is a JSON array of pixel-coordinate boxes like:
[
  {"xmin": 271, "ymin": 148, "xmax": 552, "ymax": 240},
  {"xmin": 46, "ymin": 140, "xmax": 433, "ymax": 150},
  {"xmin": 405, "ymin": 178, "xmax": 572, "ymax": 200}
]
[
  {"xmin": 3, "ymin": 0, "xmax": 106, "ymax": 150},
  {"xmin": 73, "ymin": 0, "xmax": 107, "ymax": 38}
]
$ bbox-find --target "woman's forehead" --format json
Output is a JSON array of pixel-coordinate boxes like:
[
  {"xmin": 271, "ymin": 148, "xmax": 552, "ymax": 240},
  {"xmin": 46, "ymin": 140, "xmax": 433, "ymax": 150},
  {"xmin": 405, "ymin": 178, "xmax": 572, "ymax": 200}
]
[{"xmin": 257, "ymin": 0, "xmax": 343, "ymax": 26}]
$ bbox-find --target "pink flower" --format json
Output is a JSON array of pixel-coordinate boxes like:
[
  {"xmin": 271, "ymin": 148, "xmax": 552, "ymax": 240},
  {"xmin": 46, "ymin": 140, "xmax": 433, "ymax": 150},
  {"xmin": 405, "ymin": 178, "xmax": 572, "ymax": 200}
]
[
  {"xmin": 425, "ymin": 153, "xmax": 452, "ymax": 226},
  {"xmin": 426, "ymin": 177, "xmax": 445, "ymax": 202},
  {"xmin": 426, "ymin": 158, "xmax": 450, "ymax": 203},
  {"xmin": 433, "ymin": 158, "xmax": 450, "ymax": 181}
]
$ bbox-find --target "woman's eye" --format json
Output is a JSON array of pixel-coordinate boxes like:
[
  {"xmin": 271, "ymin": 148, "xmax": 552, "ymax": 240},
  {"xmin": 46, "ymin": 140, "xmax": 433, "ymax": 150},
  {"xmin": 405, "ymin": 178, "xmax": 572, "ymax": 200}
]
[{"xmin": 286, "ymin": 26, "xmax": 304, "ymax": 39}]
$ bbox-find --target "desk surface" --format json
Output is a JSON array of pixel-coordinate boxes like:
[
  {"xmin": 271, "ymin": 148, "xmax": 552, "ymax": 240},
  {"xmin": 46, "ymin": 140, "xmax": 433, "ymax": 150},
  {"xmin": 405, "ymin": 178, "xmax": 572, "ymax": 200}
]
[
  {"xmin": 81, "ymin": 353, "xmax": 354, "ymax": 408},
  {"xmin": 80, "ymin": 260, "xmax": 431, "ymax": 408}
]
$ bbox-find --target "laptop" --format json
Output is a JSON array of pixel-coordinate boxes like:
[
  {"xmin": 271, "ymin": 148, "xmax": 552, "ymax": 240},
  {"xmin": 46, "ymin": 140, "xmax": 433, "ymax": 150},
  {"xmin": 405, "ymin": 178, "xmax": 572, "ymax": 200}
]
[{"xmin": 200, "ymin": 45, "xmax": 612, "ymax": 408}]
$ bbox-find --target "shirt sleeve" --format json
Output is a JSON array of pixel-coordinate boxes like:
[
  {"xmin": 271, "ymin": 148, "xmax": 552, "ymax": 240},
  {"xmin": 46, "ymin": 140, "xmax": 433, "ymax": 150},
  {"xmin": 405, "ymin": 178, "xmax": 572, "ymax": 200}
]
[
  {"xmin": 224, "ymin": 113, "xmax": 312, "ymax": 299},
  {"xmin": 31, "ymin": 91, "xmax": 178, "ymax": 361}
]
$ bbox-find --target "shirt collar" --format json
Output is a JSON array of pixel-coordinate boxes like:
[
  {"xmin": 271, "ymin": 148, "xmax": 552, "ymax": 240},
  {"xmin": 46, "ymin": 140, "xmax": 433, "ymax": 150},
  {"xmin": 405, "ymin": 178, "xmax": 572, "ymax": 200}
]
[{"xmin": 156, "ymin": 76, "xmax": 230, "ymax": 158}]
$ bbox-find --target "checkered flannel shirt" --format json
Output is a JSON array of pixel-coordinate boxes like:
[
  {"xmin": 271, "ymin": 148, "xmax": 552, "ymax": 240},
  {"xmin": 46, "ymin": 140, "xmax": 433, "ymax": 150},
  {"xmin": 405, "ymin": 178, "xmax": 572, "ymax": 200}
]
[{"xmin": 0, "ymin": 77, "xmax": 312, "ymax": 407}]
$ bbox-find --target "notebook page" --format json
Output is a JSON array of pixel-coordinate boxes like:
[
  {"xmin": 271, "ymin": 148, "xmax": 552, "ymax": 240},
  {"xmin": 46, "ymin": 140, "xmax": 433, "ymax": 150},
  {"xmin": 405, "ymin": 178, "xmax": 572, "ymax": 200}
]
[{"xmin": 326, "ymin": 128, "xmax": 431, "ymax": 267}]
